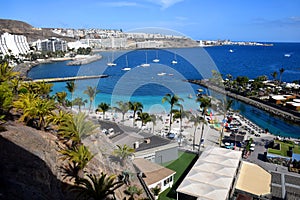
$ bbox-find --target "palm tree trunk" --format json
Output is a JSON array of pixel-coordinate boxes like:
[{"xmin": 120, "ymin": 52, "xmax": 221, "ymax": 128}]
[
  {"xmin": 192, "ymin": 125, "xmax": 197, "ymax": 151},
  {"xmin": 198, "ymin": 123, "xmax": 205, "ymax": 155},
  {"xmin": 169, "ymin": 106, "xmax": 173, "ymax": 132},
  {"xmin": 179, "ymin": 117, "xmax": 182, "ymax": 146}
]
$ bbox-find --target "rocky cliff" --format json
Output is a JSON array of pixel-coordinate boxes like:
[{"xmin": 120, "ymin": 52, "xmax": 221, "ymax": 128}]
[{"xmin": 0, "ymin": 121, "xmax": 144, "ymax": 200}]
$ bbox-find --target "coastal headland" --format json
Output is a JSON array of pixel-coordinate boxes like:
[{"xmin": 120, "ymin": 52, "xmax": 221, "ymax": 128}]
[{"xmin": 188, "ymin": 79, "xmax": 300, "ymax": 123}]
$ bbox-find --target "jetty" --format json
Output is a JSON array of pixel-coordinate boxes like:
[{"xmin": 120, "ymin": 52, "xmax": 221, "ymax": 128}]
[
  {"xmin": 26, "ymin": 75, "xmax": 108, "ymax": 83},
  {"xmin": 188, "ymin": 79, "xmax": 300, "ymax": 123}
]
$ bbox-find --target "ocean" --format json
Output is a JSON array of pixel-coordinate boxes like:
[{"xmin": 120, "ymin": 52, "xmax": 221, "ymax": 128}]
[{"xmin": 27, "ymin": 43, "xmax": 300, "ymax": 138}]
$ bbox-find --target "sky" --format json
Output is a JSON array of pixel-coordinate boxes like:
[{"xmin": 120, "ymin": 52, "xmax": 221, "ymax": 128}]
[{"xmin": 2, "ymin": 0, "xmax": 300, "ymax": 42}]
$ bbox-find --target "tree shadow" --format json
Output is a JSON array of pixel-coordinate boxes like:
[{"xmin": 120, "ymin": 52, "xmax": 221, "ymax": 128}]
[{"xmin": 0, "ymin": 136, "xmax": 74, "ymax": 200}]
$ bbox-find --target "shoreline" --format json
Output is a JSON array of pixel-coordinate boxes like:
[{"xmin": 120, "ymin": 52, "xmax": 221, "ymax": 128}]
[
  {"xmin": 188, "ymin": 79, "xmax": 300, "ymax": 123},
  {"xmin": 14, "ymin": 54, "xmax": 102, "ymax": 78}
]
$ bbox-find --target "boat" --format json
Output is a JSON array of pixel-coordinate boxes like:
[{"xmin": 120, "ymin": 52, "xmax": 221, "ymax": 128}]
[
  {"xmin": 153, "ymin": 50, "xmax": 160, "ymax": 63},
  {"xmin": 188, "ymin": 94, "xmax": 193, "ymax": 99},
  {"xmin": 229, "ymin": 49, "xmax": 234, "ymax": 53},
  {"xmin": 168, "ymin": 73, "xmax": 174, "ymax": 76},
  {"xmin": 157, "ymin": 72, "xmax": 166, "ymax": 76},
  {"xmin": 122, "ymin": 67, "xmax": 131, "ymax": 71},
  {"xmin": 284, "ymin": 53, "xmax": 291, "ymax": 57},
  {"xmin": 140, "ymin": 52, "xmax": 150, "ymax": 67},
  {"xmin": 107, "ymin": 52, "xmax": 117, "ymax": 66},
  {"xmin": 122, "ymin": 55, "xmax": 131, "ymax": 71},
  {"xmin": 171, "ymin": 52, "xmax": 177, "ymax": 64}
]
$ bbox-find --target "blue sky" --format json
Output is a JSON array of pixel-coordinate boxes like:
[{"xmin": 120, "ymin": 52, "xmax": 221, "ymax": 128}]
[{"xmin": 2, "ymin": 0, "xmax": 300, "ymax": 42}]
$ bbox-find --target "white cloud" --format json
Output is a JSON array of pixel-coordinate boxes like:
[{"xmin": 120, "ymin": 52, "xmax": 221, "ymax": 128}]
[
  {"xmin": 147, "ymin": 0, "xmax": 184, "ymax": 9},
  {"xmin": 100, "ymin": 1, "xmax": 139, "ymax": 7}
]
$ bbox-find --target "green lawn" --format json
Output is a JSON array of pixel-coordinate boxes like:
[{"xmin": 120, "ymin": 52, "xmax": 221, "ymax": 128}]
[
  {"xmin": 159, "ymin": 151, "xmax": 197, "ymax": 200},
  {"xmin": 268, "ymin": 141, "xmax": 300, "ymax": 157}
]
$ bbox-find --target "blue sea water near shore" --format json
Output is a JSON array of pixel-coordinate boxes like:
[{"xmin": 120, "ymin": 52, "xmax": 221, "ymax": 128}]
[{"xmin": 28, "ymin": 43, "xmax": 300, "ymax": 138}]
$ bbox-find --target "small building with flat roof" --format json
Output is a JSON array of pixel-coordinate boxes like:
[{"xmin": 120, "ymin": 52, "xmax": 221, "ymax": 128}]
[
  {"xmin": 111, "ymin": 131, "xmax": 178, "ymax": 164},
  {"xmin": 234, "ymin": 161, "xmax": 271, "ymax": 198},
  {"xmin": 133, "ymin": 158, "xmax": 176, "ymax": 193}
]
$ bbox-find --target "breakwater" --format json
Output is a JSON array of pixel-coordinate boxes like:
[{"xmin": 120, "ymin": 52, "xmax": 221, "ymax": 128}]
[
  {"xmin": 25, "ymin": 74, "xmax": 108, "ymax": 83},
  {"xmin": 66, "ymin": 54, "xmax": 102, "ymax": 66},
  {"xmin": 188, "ymin": 79, "xmax": 300, "ymax": 123}
]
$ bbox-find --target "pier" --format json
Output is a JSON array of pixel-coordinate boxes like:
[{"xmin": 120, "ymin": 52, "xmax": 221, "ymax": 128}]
[{"xmin": 27, "ymin": 75, "xmax": 108, "ymax": 83}]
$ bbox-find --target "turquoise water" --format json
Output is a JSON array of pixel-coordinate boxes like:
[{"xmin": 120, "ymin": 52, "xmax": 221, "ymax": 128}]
[{"xmin": 28, "ymin": 44, "xmax": 300, "ymax": 138}]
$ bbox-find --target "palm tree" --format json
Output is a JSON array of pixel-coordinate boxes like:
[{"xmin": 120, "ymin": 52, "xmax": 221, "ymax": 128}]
[
  {"xmin": 219, "ymin": 99, "xmax": 234, "ymax": 146},
  {"xmin": 56, "ymin": 91, "xmax": 67, "ymax": 107},
  {"xmin": 60, "ymin": 144, "xmax": 93, "ymax": 181},
  {"xmin": 114, "ymin": 101, "xmax": 130, "ymax": 122},
  {"xmin": 189, "ymin": 114, "xmax": 201, "ymax": 150},
  {"xmin": 65, "ymin": 81, "xmax": 76, "ymax": 108},
  {"xmin": 33, "ymin": 98, "xmax": 56, "ymax": 130},
  {"xmin": 113, "ymin": 144, "xmax": 135, "ymax": 166},
  {"xmin": 72, "ymin": 97, "xmax": 88, "ymax": 112},
  {"xmin": 13, "ymin": 93, "xmax": 56, "ymax": 130},
  {"xmin": 198, "ymin": 116, "xmax": 207, "ymax": 154},
  {"xmin": 58, "ymin": 112, "xmax": 99, "ymax": 147},
  {"xmin": 150, "ymin": 114, "xmax": 163, "ymax": 133},
  {"xmin": 129, "ymin": 101, "xmax": 143, "ymax": 126},
  {"xmin": 0, "ymin": 81, "xmax": 13, "ymax": 116},
  {"xmin": 46, "ymin": 109, "xmax": 72, "ymax": 128},
  {"xmin": 96, "ymin": 102, "xmax": 110, "ymax": 119},
  {"xmin": 72, "ymin": 173, "xmax": 124, "ymax": 200},
  {"xmin": 0, "ymin": 61, "xmax": 19, "ymax": 82},
  {"xmin": 271, "ymin": 71, "xmax": 278, "ymax": 81},
  {"xmin": 162, "ymin": 93, "xmax": 183, "ymax": 132},
  {"xmin": 35, "ymin": 81, "xmax": 53, "ymax": 99},
  {"xmin": 172, "ymin": 105, "xmax": 190, "ymax": 146},
  {"xmin": 196, "ymin": 96, "xmax": 211, "ymax": 116},
  {"xmin": 279, "ymin": 67, "xmax": 285, "ymax": 83},
  {"xmin": 84, "ymin": 86, "xmax": 100, "ymax": 113},
  {"xmin": 137, "ymin": 112, "xmax": 152, "ymax": 128},
  {"xmin": 124, "ymin": 185, "xmax": 143, "ymax": 200}
]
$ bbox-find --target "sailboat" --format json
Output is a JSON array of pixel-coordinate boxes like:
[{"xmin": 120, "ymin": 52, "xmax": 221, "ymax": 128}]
[
  {"xmin": 107, "ymin": 52, "xmax": 117, "ymax": 66},
  {"xmin": 171, "ymin": 52, "xmax": 177, "ymax": 64},
  {"xmin": 140, "ymin": 52, "xmax": 150, "ymax": 67},
  {"xmin": 122, "ymin": 55, "xmax": 131, "ymax": 71},
  {"xmin": 153, "ymin": 50, "xmax": 160, "ymax": 63}
]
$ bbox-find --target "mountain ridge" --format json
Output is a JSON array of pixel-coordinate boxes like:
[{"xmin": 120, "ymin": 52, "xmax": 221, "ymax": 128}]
[{"xmin": 0, "ymin": 18, "xmax": 74, "ymax": 42}]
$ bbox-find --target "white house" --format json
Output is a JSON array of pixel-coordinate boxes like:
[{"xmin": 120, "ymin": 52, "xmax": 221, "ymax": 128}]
[{"xmin": 133, "ymin": 158, "xmax": 176, "ymax": 194}]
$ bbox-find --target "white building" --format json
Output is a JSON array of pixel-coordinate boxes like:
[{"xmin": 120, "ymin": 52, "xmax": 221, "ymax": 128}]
[
  {"xmin": 67, "ymin": 41, "xmax": 90, "ymax": 50},
  {"xmin": 133, "ymin": 158, "xmax": 176, "ymax": 194},
  {"xmin": 81, "ymin": 37, "xmax": 127, "ymax": 49},
  {"xmin": 0, "ymin": 32, "xmax": 30, "ymax": 55},
  {"xmin": 35, "ymin": 37, "xmax": 67, "ymax": 52}
]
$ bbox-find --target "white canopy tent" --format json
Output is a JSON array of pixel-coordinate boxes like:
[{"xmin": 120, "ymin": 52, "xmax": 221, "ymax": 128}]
[{"xmin": 177, "ymin": 146, "xmax": 242, "ymax": 200}]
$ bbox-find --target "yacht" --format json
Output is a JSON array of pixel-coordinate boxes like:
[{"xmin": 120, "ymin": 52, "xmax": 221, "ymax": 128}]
[
  {"xmin": 229, "ymin": 49, "xmax": 234, "ymax": 53},
  {"xmin": 284, "ymin": 53, "xmax": 291, "ymax": 57},
  {"xmin": 157, "ymin": 72, "xmax": 166, "ymax": 76},
  {"xmin": 122, "ymin": 67, "xmax": 131, "ymax": 71},
  {"xmin": 107, "ymin": 52, "xmax": 117, "ymax": 66},
  {"xmin": 141, "ymin": 52, "xmax": 150, "ymax": 67},
  {"xmin": 122, "ymin": 55, "xmax": 131, "ymax": 71},
  {"xmin": 171, "ymin": 53, "xmax": 177, "ymax": 64},
  {"xmin": 153, "ymin": 50, "xmax": 160, "ymax": 63}
]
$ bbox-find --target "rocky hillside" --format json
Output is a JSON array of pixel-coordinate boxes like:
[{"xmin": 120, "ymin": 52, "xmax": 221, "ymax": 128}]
[
  {"xmin": 0, "ymin": 121, "xmax": 145, "ymax": 200},
  {"xmin": 0, "ymin": 19, "xmax": 74, "ymax": 42}
]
